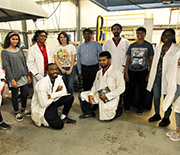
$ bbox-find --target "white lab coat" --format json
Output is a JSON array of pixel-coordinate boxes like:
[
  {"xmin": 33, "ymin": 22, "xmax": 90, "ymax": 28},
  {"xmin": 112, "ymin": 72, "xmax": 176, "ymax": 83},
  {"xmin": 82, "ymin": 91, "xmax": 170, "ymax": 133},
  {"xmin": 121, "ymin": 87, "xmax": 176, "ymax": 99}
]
[
  {"xmin": 147, "ymin": 43, "xmax": 180, "ymax": 95},
  {"xmin": 31, "ymin": 75, "xmax": 68, "ymax": 127},
  {"xmin": 0, "ymin": 65, "xmax": 5, "ymax": 106},
  {"xmin": 162, "ymin": 51, "xmax": 180, "ymax": 113},
  {"xmin": 102, "ymin": 38, "xmax": 130, "ymax": 73},
  {"xmin": 81, "ymin": 65, "xmax": 125, "ymax": 120},
  {"xmin": 27, "ymin": 43, "xmax": 54, "ymax": 87}
]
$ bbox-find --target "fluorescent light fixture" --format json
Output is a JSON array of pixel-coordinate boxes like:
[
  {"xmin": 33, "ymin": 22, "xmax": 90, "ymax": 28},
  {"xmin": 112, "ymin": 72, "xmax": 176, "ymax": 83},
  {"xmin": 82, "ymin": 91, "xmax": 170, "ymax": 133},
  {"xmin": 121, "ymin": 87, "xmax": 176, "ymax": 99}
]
[{"xmin": 163, "ymin": 0, "xmax": 173, "ymax": 4}]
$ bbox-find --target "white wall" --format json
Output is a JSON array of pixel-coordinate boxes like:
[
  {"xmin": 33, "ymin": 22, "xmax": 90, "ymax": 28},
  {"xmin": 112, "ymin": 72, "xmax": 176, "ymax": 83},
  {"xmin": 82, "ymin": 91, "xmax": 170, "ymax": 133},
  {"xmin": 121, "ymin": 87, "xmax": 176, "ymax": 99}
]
[
  {"xmin": 26, "ymin": 1, "xmax": 77, "ymax": 31},
  {"xmin": 0, "ymin": 21, "xmax": 22, "ymax": 30},
  {"xmin": 80, "ymin": 0, "xmax": 180, "ymax": 27},
  {"xmin": 0, "ymin": 0, "xmax": 180, "ymax": 46}
]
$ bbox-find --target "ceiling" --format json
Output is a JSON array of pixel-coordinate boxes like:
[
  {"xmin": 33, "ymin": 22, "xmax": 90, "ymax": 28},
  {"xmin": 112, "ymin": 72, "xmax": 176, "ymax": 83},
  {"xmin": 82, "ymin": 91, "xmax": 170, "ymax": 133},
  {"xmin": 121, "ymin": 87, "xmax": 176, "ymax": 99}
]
[
  {"xmin": 0, "ymin": 0, "xmax": 48, "ymax": 22},
  {"xmin": 90, "ymin": 0, "xmax": 180, "ymax": 11}
]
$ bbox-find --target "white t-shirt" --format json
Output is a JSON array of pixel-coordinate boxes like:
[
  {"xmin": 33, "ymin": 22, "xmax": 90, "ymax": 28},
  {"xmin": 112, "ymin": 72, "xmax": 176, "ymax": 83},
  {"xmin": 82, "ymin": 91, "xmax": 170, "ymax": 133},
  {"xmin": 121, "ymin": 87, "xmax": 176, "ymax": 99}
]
[{"xmin": 54, "ymin": 44, "xmax": 76, "ymax": 67}]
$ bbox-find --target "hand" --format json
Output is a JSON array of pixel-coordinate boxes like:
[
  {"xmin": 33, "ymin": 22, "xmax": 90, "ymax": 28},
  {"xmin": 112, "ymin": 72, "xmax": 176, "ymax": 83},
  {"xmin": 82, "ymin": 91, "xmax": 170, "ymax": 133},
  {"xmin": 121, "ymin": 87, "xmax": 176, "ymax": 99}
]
[
  {"xmin": 56, "ymin": 86, "xmax": 63, "ymax": 92},
  {"xmin": 35, "ymin": 74, "xmax": 43, "ymax": 81},
  {"xmin": 11, "ymin": 79, "xmax": 17, "ymax": 88},
  {"xmin": 66, "ymin": 69, "xmax": 72, "ymax": 75},
  {"xmin": 178, "ymin": 58, "xmax": 180, "ymax": 67},
  {"xmin": 98, "ymin": 93, "xmax": 107, "ymax": 101},
  {"xmin": 47, "ymin": 94, "xmax": 51, "ymax": 99},
  {"xmin": 1, "ymin": 79, "xmax": 6, "ymax": 83},
  {"xmin": 78, "ymin": 74, "xmax": 82, "ymax": 79},
  {"xmin": 88, "ymin": 95, "xmax": 95, "ymax": 105},
  {"xmin": 61, "ymin": 68, "xmax": 66, "ymax": 74},
  {"xmin": 125, "ymin": 73, "xmax": 129, "ymax": 82},
  {"xmin": 28, "ymin": 76, "xmax": 31, "ymax": 84}
]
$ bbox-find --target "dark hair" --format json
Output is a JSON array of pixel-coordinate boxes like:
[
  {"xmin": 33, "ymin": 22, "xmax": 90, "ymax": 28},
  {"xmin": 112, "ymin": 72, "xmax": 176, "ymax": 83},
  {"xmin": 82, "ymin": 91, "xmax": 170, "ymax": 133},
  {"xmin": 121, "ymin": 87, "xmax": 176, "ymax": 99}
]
[
  {"xmin": 83, "ymin": 28, "xmax": 93, "ymax": 34},
  {"xmin": 3, "ymin": 32, "xmax": 20, "ymax": 49},
  {"xmin": 57, "ymin": 31, "xmax": 69, "ymax": 45},
  {"xmin": 32, "ymin": 30, "xmax": 41, "ymax": 42},
  {"xmin": 161, "ymin": 28, "xmax": 176, "ymax": 43},
  {"xmin": 111, "ymin": 23, "xmax": 122, "ymax": 31},
  {"xmin": 33, "ymin": 30, "xmax": 48, "ymax": 42},
  {"xmin": 99, "ymin": 51, "xmax": 111, "ymax": 59},
  {"xmin": 46, "ymin": 63, "xmax": 57, "ymax": 71},
  {"xmin": 136, "ymin": 27, "xmax": 146, "ymax": 34},
  {"xmin": 32, "ymin": 34, "xmax": 37, "ymax": 43}
]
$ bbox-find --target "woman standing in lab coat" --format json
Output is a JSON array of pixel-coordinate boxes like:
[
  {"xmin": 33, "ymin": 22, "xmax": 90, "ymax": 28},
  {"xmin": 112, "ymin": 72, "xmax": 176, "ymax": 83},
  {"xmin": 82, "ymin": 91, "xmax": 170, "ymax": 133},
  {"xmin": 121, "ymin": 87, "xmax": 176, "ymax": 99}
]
[
  {"xmin": 27, "ymin": 30, "xmax": 53, "ymax": 87},
  {"xmin": 162, "ymin": 51, "xmax": 180, "ymax": 141},
  {"xmin": 147, "ymin": 28, "xmax": 180, "ymax": 127}
]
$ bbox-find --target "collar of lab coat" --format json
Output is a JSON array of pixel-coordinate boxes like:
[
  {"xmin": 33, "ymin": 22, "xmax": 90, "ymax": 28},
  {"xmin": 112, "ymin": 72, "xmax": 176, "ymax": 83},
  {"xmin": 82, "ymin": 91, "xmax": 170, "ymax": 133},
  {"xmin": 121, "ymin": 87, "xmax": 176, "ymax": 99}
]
[
  {"xmin": 46, "ymin": 74, "xmax": 63, "ymax": 91},
  {"xmin": 34, "ymin": 43, "xmax": 44, "ymax": 54},
  {"xmin": 99, "ymin": 65, "xmax": 113, "ymax": 76}
]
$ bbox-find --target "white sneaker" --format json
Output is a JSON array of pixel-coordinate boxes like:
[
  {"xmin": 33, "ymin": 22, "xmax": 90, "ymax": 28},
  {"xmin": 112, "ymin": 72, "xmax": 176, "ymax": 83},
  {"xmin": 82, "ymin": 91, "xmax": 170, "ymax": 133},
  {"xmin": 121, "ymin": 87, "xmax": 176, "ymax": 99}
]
[
  {"xmin": 170, "ymin": 132, "xmax": 180, "ymax": 142},
  {"xmin": 21, "ymin": 109, "xmax": 31, "ymax": 116},
  {"xmin": 15, "ymin": 113, "xmax": 23, "ymax": 122},
  {"xmin": 166, "ymin": 130, "xmax": 177, "ymax": 138}
]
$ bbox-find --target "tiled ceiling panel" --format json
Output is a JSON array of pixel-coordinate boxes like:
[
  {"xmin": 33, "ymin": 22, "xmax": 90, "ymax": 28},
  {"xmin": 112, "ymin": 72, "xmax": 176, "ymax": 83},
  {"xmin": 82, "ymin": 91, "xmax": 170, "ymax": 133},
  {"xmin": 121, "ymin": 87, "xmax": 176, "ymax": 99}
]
[{"xmin": 90, "ymin": 0, "xmax": 180, "ymax": 11}]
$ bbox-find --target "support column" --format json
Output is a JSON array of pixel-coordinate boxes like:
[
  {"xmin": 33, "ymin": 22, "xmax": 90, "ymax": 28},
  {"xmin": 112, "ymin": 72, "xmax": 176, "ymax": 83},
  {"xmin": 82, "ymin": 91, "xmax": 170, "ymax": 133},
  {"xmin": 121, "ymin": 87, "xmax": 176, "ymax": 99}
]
[
  {"xmin": 21, "ymin": 20, "xmax": 28, "ymax": 48},
  {"xmin": 144, "ymin": 18, "xmax": 154, "ymax": 43},
  {"xmin": 76, "ymin": 0, "xmax": 80, "ymax": 41}
]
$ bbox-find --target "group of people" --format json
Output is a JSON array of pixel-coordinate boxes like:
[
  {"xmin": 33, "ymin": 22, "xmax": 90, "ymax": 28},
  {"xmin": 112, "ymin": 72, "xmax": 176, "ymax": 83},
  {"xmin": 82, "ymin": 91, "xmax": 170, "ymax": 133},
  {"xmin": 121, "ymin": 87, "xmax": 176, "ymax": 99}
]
[{"xmin": 0, "ymin": 24, "xmax": 180, "ymax": 141}]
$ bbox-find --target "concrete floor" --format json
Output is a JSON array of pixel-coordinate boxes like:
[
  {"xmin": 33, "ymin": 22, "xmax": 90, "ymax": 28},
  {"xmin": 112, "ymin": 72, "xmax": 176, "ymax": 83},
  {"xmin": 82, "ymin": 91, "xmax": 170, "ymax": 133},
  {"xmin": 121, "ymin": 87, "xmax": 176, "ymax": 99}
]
[{"xmin": 0, "ymin": 92, "xmax": 180, "ymax": 155}]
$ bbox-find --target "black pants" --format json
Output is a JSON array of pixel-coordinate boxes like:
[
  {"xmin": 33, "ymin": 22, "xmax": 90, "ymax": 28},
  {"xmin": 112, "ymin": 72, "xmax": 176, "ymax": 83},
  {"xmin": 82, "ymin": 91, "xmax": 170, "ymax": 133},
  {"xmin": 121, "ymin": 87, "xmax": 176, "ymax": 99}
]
[
  {"xmin": 44, "ymin": 95, "xmax": 74, "ymax": 130},
  {"xmin": 0, "ymin": 111, "xmax": 3, "ymax": 122},
  {"xmin": 124, "ymin": 69, "xmax": 148, "ymax": 111},
  {"xmin": 82, "ymin": 64, "xmax": 99, "ymax": 91},
  {"xmin": 79, "ymin": 96, "xmax": 120, "ymax": 120},
  {"xmin": 116, "ymin": 94, "xmax": 124, "ymax": 116}
]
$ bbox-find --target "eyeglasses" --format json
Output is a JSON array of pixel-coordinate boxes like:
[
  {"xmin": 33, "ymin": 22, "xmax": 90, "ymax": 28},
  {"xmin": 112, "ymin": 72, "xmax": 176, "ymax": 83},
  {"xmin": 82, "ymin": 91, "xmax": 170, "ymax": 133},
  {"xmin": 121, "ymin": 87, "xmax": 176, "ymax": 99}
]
[{"xmin": 39, "ymin": 35, "xmax": 47, "ymax": 38}]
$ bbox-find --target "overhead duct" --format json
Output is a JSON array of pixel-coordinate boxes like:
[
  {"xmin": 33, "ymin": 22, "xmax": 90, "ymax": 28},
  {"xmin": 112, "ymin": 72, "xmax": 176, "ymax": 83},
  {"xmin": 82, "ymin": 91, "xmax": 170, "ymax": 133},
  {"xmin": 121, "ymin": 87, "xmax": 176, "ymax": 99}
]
[{"xmin": 0, "ymin": 0, "xmax": 48, "ymax": 22}]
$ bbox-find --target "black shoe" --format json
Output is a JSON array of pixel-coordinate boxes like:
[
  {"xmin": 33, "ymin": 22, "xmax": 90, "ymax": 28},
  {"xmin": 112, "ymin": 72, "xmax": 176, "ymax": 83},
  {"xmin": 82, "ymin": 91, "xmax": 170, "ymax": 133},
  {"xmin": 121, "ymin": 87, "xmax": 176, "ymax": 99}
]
[
  {"xmin": 62, "ymin": 117, "xmax": 76, "ymax": 124},
  {"xmin": 159, "ymin": 118, "xmax": 170, "ymax": 127},
  {"xmin": 148, "ymin": 114, "xmax": 161, "ymax": 122},
  {"xmin": 79, "ymin": 113, "xmax": 96, "ymax": 119},
  {"xmin": 124, "ymin": 107, "xmax": 131, "ymax": 113},
  {"xmin": 114, "ymin": 112, "xmax": 122, "ymax": 119},
  {"xmin": 137, "ymin": 109, "xmax": 143, "ymax": 115},
  {"xmin": 0, "ymin": 122, "xmax": 11, "ymax": 130}
]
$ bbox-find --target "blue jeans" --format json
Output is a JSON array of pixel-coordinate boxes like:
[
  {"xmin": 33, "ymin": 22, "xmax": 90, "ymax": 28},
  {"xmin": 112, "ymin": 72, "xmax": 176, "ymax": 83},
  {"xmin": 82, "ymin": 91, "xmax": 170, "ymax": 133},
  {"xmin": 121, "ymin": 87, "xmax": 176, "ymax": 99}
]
[
  {"xmin": 59, "ymin": 66, "xmax": 76, "ymax": 95},
  {"xmin": 153, "ymin": 76, "xmax": 172, "ymax": 118},
  {"xmin": 10, "ymin": 84, "xmax": 28, "ymax": 112}
]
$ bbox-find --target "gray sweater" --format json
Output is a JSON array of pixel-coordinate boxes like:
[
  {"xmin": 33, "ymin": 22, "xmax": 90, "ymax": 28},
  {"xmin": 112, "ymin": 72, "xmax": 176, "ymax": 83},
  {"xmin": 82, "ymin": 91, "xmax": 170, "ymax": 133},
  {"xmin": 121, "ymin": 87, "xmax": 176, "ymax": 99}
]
[{"xmin": 1, "ymin": 48, "xmax": 29, "ymax": 83}]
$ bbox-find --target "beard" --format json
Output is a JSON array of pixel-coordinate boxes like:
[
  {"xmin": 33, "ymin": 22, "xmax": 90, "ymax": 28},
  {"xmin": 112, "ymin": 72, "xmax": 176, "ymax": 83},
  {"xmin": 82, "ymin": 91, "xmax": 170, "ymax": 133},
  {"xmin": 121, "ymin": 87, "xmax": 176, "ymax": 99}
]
[
  {"xmin": 49, "ymin": 73, "xmax": 58, "ymax": 79},
  {"xmin": 101, "ymin": 64, "xmax": 108, "ymax": 68},
  {"xmin": 114, "ymin": 32, "xmax": 120, "ymax": 37}
]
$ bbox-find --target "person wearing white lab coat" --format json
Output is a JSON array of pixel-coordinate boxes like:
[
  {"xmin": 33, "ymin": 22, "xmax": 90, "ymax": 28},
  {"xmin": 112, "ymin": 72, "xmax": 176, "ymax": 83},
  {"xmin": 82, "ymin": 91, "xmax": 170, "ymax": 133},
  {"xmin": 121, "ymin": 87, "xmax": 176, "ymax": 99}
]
[
  {"xmin": 102, "ymin": 23, "xmax": 129, "ymax": 117},
  {"xmin": 79, "ymin": 51, "xmax": 125, "ymax": 121},
  {"xmin": 0, "ymin": 65, "xmax": 11, "ymax": 130},
  {"xmin": 147, "ymin": 28, "xmax": 180, "ymax": 127},
  {"xmin": 162, "ymin": 51, "xmax": 180, "ymax": 141},
  {"xmin": 0, "ymin": 64, "xmax": 5, "ymax": 105},
  {"xmin": 27, "ymin": 30, "xmax": 53, "ymax": 88},
  {"xmin": 31, "ymin": 63, "xmax": 76, "ymax": 130},
  {"xmin": 102, "ymin": 23, "xmax": 130, "ymax": 73}
]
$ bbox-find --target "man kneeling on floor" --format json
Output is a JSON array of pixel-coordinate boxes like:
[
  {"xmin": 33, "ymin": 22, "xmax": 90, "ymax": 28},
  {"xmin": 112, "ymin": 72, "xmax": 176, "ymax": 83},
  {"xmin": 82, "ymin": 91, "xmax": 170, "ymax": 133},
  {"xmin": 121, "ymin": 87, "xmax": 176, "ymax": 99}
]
[
  {"xmin": 79, "ymin": 51, "xmax": 125, "ymax": 121},
  {"xmin": 31, "ymin": 63, "xmax": 76, "ymax": 129}
]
